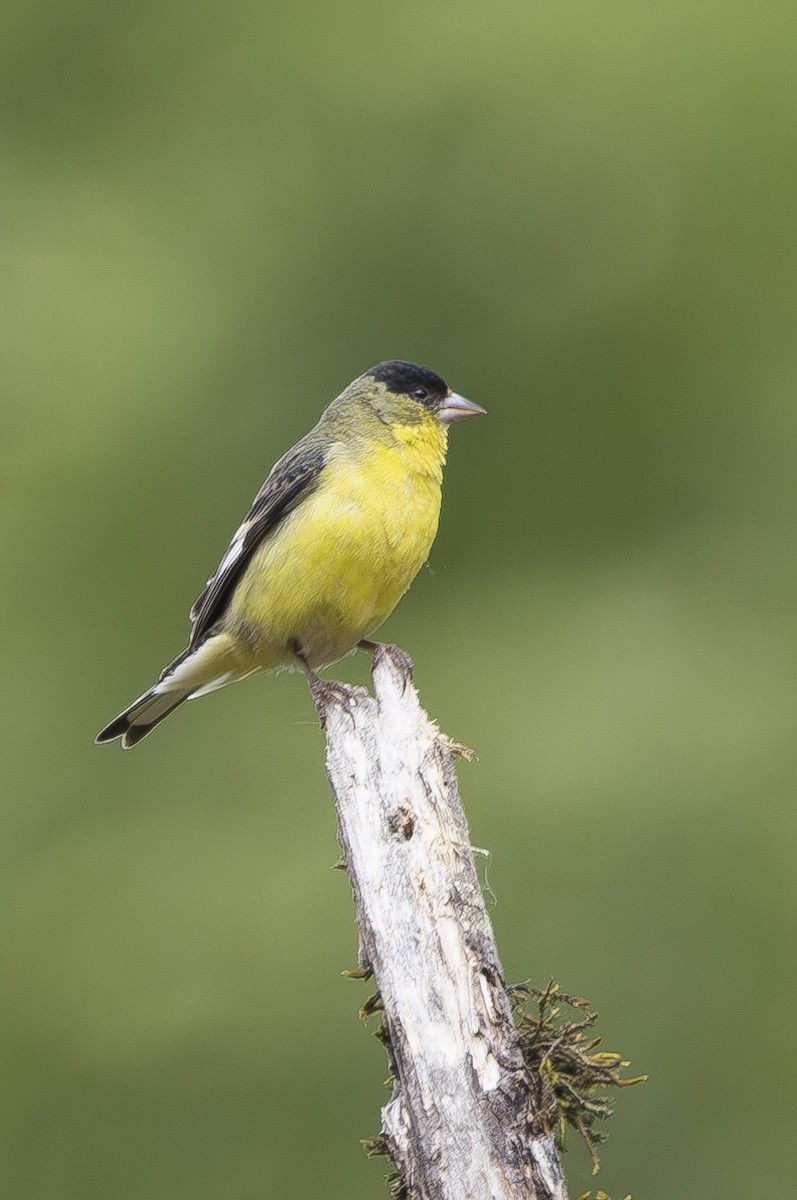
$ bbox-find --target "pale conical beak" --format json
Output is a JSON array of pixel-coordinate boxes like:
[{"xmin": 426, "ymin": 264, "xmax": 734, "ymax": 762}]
[{"xmin": 438, "ymin": 391, "xmax": 487, "ymax": 423}]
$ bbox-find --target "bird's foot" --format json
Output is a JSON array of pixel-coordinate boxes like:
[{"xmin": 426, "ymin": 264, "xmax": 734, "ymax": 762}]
[
  {"xmin": 309, "ymin": 675, "xmax": 370, "ymax": 726},
  {"xmin": 359, "ymin": 641, "xmax": 414, "ymax": 689},
  {"xmin": 308, "ymin": 674, "xmax": 361, "ymax": 709},
  {"xmin": 297, "ymin": 654, "xmax": 365, "ymax": 721},
  {"xmin": 292, "ymin": 641, "xmax": 360, "ymax": 717}
]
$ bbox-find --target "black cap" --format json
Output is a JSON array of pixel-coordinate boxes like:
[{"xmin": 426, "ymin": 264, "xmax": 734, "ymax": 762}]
[{"xmin": 366, "ymin": 360, "xmax": 449, "ymax": 404}]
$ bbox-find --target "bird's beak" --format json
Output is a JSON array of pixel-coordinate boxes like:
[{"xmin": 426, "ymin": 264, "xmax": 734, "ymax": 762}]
[{"xmin": 438, "ymin": 391, "xmax": 487, "ymax": 423}]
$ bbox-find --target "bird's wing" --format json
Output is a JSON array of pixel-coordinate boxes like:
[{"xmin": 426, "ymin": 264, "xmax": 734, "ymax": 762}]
[{"xmin": 188, "ymin": 438, "xmax": 329, "ymax": 645}]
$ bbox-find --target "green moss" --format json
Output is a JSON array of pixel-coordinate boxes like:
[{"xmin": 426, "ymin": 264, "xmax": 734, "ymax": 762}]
[
  {"xmin": 340, "ymin": 965, "xmax": 373, "ymax": 981},
  {"xmin": 354, "ymin": 973, "xmax": 644, "ymax": 1196},
  {"xmin": 358, "ymin": 991, "xmax": 384, "ymax": 1021},
  {"xmin": 575, "ymin": 1192, "xmax": 632, "ymax": 1200},
  {"xmin": 510, "ymin": 980, "xmax": 647, "ymax": 1175}
]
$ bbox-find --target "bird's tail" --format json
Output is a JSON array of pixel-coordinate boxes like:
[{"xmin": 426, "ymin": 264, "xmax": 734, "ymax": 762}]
[
  {"xmin": 95, "ymin": 636, "xmax": 240, "ymax": 749},
  {"xmin": 95, "ymin": 684, "xmax": 192, "ymax": 749}
]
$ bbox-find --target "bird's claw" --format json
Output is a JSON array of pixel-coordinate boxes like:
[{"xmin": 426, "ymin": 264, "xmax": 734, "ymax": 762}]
[
  {"xmin": 371, "ymin": 642, "xmax": 414, "ymax": 686},
  {"xmin": 308, "ymin": 675, "xmax": 366, "ymax": 720}
]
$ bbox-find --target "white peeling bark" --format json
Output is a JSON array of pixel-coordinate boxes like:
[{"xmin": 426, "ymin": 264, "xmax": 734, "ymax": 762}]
[{"xmin": 312, "ymin": 645, "xmax": 568, "ymax": 1200}]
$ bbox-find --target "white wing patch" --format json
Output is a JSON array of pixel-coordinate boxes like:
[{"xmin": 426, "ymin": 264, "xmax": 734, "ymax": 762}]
[
  {"xmin": 186, "ymin": 438, "xmax": 327, "ymax": 642},
  {"xmin": 189, "ymin": 519, "xmax": 251, "ymax": 623},
  {"xmin": 216, "ymin": 520, "xmax": 250, "ymax": 578}
]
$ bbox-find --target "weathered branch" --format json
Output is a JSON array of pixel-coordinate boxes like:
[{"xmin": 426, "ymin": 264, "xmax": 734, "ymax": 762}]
[{"xmin": 312, "ymin": 645, "xmax": 568, "ymax": 1200}]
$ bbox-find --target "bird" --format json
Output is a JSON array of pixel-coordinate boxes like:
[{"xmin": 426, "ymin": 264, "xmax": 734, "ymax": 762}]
[{"xmin": 95, "ymin": 359, "xmax": 485, "ymax": 748}]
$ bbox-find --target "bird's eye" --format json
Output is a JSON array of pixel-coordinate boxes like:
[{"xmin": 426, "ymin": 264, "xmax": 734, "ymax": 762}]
[{"xmin": 411, "ymin": 386, "xmax": 428, "ymax": 401}]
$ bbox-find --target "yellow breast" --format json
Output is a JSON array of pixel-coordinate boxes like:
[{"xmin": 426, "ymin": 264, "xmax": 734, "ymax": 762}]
[{"xmin": 227, "ymin": 417, "xmax": 448, "ymax": 670}]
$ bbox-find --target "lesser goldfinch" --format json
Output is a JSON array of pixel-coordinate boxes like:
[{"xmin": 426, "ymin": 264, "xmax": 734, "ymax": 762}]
[{"xmin": 96, "ymin": 360, "xmax": 485, "ymax": 748}]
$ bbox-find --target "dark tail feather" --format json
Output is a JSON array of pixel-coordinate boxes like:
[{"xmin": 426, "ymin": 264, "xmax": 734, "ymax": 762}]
[{"xmin": 95, "ymin": 687, "xmax": 191, "ymax": 749}]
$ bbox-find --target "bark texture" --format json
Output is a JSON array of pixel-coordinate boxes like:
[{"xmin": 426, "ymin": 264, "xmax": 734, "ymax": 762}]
[{"xmin": 313, "ymin": 645, "xmax": 568, "ymax": 1200}]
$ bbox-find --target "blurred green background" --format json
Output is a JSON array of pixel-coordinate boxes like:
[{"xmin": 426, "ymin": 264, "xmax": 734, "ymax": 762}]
[{"xmin": 3, "ymin": 1, "xmax": 796, "ymax": 1196}]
